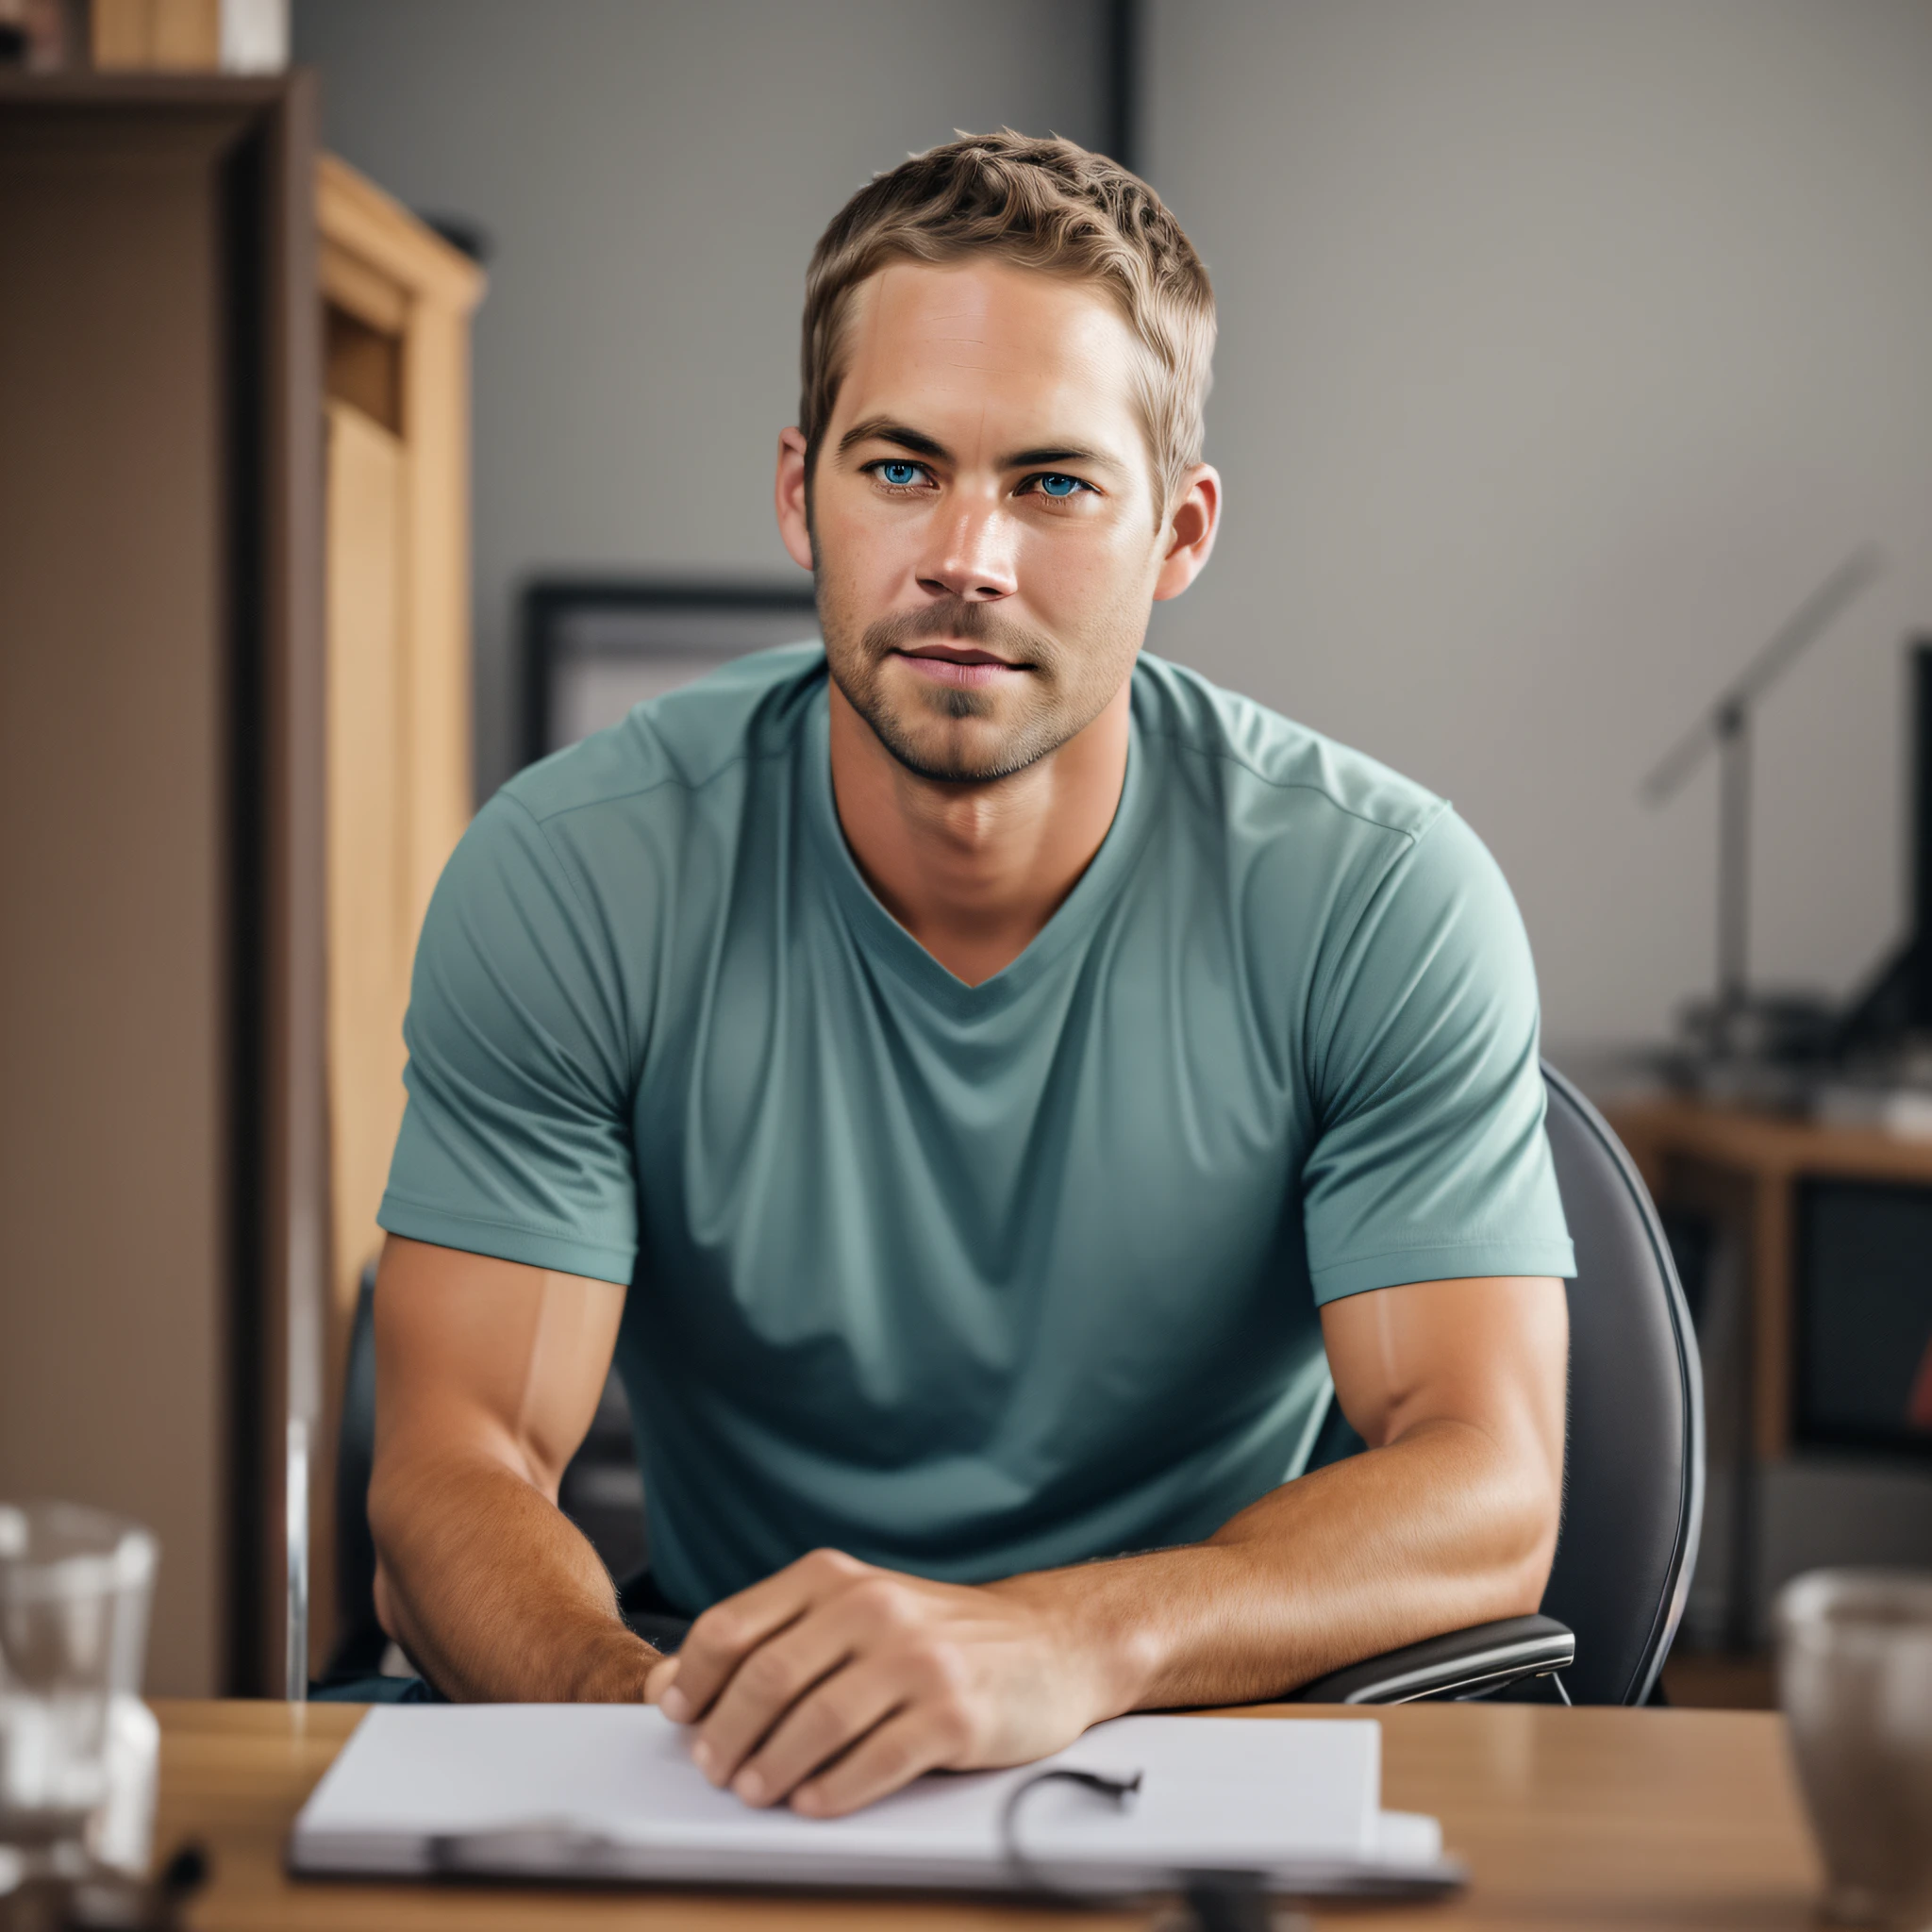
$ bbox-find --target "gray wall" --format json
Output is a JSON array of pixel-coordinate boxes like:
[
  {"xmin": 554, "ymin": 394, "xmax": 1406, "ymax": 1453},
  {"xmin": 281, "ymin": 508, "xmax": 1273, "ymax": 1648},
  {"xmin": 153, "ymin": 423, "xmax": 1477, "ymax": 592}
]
[
  {"xmin": 293, "ymin": 0, "xmax": 1106, "ymax": 799},
  {"xmin": 1145, "ymin": 0, "xmax": 1932, "ymax": 1050}
]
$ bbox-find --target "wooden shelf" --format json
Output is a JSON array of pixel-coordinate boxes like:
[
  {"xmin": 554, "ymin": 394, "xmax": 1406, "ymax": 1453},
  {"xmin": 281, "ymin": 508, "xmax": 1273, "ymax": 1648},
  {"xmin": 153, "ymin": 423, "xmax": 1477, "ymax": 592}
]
[{"xmin": 1607, "ymin": 1094, "xmax": 1932, "ymax": 1459}]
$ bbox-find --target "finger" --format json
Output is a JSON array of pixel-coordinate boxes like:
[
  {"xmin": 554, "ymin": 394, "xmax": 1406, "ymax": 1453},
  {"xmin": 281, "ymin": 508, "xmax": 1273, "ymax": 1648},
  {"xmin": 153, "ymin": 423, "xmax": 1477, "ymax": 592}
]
[
  {"xmin": 787, "ymin": 1707, "xmax": 955, "ymax": 1819},
  {"xmin": 689, "ymin": 1608, "xmax": 858, "ymax": 1790},
  {"xmin": 663, "ymin": 1551, "xmax": 865, "ymax": 1723},
  {"xmin": 724, "ymin": 1654, "xmax": 908, "ymax": 1807},
  {"xmin": 641, "ymin": 1656, "xmax": 679, "ymax": 1706}
]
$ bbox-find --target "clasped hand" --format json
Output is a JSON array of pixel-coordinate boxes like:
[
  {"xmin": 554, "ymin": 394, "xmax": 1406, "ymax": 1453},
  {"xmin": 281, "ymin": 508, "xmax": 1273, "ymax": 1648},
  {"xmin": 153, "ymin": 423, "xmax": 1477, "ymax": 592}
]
[{"xmin": 641, "ymin": 1549, "xmax": 1112, "ymax": 1818}]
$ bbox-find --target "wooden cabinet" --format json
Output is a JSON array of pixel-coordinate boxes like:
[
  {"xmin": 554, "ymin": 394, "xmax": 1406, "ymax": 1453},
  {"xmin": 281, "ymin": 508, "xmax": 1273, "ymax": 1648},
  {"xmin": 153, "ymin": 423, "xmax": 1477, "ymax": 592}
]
[
  {"xmin": 314, "ymin": 156, "xmax": 482, "ymax": 1674},
  {"xmin": 0, "ymin": 74, "xmax": 325, "ymax": 1697},
  {"xmin": 0, "ymin": 82, "xmax": 480, "ymax": 1692}
]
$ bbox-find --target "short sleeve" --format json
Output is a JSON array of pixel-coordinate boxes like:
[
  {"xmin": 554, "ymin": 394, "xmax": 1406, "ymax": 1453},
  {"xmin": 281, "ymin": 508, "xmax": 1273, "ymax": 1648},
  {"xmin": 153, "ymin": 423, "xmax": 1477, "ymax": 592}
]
[
  {"xmin": 377, "ymin": 792, "xmax": 641, "ymax": 1285},
  {"xmin": 1300, "ymin": 808, "xmax": 1575, "ymax": 1303}
]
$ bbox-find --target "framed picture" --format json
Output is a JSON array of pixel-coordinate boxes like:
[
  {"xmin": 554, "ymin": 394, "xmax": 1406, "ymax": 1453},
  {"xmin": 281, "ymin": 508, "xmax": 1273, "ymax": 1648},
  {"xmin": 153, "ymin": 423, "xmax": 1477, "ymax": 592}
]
[{"xmin": 520, "ymin": 577, "xmax": 820, "ymax": 766}]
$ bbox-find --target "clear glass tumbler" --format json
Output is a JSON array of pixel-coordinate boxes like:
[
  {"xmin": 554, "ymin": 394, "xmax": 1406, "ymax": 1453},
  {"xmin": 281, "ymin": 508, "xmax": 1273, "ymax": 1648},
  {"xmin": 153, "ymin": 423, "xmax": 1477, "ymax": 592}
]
[
  {"xmin": 0, "ymin": 1502, "xmax": 158, "ymax": 1881},
  {"xmin": 1777, "ymin": 1569, "xmax": 1932, "ymax": 1930}
]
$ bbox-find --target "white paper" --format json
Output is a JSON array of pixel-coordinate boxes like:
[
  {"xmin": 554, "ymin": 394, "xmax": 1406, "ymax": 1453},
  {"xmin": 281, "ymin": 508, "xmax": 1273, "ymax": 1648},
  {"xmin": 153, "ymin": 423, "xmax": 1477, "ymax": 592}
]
[{"xmin": 291, "ymin": 1705, "xmax": 1456, "ymax": 1896}]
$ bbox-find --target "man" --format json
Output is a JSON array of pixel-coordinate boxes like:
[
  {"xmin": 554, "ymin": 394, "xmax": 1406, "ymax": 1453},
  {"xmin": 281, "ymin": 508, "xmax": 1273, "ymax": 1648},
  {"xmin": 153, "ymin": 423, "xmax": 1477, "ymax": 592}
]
[{"xmin": 369, "ymin": 131, "xmax": 1574, "ymax": 1820}]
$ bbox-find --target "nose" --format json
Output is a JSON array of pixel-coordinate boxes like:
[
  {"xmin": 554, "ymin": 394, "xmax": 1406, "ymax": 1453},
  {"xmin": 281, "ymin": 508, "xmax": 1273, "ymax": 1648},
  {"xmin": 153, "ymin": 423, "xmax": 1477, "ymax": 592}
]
[{"xmin": 915, "ymin": 494, "xmax": 1017, "ymax": 604}]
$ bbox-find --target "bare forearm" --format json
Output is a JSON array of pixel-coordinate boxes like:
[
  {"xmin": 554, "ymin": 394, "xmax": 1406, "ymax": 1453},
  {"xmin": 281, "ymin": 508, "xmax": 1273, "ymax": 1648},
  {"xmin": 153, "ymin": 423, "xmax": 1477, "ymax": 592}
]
[
  {"xmin": 999, "ymin": 1417, "xmax": 1558, "ymax": 1715},
  {"xmin": 371, "ymin": 1450, "xmax": 658, "ymax": 1703}
]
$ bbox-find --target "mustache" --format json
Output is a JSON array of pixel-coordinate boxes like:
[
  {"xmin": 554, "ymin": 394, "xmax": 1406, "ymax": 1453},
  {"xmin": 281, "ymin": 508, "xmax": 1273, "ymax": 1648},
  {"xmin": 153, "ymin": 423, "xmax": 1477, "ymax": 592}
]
[{"xmin": 862, "ymin": 599, "xmax": 1056, "ymax": 666}]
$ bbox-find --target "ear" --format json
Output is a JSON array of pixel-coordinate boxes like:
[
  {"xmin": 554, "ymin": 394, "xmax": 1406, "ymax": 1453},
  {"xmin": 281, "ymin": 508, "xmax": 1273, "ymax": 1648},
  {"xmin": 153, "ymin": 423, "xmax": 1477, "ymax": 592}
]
[
  {"xmin": 775, "ymin": 427, "xmax": 815, "ymax": 573},
  {"xmin": 1152, "ymin": 463, "xmax": 1222, "ymax": 603}
]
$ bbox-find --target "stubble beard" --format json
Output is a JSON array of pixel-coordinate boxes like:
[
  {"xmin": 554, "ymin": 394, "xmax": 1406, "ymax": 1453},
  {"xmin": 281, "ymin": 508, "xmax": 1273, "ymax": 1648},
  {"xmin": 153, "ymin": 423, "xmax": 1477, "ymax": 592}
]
[{"xmin": 816, "ymin": 574, "xmax": 1142, "ymax": 786}]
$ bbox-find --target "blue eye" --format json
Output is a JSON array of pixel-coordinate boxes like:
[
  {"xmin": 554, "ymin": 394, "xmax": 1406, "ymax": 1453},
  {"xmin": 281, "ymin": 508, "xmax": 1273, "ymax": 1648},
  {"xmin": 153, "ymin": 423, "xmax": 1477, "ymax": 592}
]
[
  {"xmin": 879, "ymin": 460, "xmax": 922, "ymax": 487},
  {"xmin": 1038, "ymin": 473, "xmax": 1083, "ymax": 498}
]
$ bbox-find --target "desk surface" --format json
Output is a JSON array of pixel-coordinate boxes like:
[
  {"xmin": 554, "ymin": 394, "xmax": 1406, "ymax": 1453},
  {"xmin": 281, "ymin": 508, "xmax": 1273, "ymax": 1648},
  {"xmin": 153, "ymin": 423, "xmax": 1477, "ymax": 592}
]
[
  {"xmin": 152, "ymin": 1698, "xmax": 1823, "ymax": 1931},
  {"xmin": 1606, "ymin": 1091, "xmax": 1932, "ymax": 1184}
]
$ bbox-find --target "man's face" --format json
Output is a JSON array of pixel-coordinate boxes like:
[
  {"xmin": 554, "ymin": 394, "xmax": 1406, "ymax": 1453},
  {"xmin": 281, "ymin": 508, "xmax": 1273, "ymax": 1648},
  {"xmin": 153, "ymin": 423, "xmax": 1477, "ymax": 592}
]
[{"xmin": 798, "ymin": 259, "xmax": 1174, "ymax": 785}]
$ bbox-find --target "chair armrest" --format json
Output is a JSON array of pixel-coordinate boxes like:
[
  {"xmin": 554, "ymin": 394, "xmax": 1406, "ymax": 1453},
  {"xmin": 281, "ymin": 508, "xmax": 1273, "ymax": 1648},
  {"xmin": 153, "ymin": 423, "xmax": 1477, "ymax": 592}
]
[{"xmin": 1288, "ymin": 1614, "xmax": 1575, "ymax": 1705}]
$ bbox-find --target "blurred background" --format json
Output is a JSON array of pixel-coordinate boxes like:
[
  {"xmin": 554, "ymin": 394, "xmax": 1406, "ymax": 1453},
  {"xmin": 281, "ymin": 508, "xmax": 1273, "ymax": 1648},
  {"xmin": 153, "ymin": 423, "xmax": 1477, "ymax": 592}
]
[{"xmin": 3, "ymin": 0, "xmax": 1929, "ymax": 1706}]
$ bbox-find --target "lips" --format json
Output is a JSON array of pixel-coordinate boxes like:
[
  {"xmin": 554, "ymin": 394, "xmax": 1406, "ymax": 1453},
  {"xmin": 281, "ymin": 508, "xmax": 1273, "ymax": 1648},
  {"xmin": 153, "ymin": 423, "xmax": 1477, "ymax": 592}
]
[
  {"xmin": 897, "ymin": 644, "xmax": 1015, "ymax": 666},
  {"xmin": 891, "ymin": 642, "xmax": 1027, "ymax": 689}
]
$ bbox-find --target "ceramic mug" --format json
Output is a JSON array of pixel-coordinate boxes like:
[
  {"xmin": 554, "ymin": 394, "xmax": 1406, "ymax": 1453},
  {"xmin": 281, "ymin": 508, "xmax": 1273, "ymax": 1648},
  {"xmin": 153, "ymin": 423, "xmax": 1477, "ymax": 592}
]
[{"xmin": 1777, "ymin": 1569, "xmax": 1932, "ymax": 1928}]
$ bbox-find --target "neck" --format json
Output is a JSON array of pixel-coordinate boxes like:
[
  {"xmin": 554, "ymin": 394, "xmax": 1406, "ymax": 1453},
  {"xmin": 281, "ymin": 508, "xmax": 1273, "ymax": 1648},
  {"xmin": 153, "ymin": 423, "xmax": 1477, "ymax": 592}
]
[{"xmin": 826, "ymin": 676, "xmax": 1133, "ymax": 988}]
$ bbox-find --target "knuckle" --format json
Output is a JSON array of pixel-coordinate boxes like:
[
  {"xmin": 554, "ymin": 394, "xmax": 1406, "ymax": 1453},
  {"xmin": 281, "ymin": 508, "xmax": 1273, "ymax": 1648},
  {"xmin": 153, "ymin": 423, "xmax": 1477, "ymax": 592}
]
[
  {"xmin": 849, "ymin": 1577, "xmax": 913, "ymax": 1627},
  {"xmin": 903, "ymin": 1648, "xmax": 975, "ymax": 1752},
  {"xmin": 797, "ymin": 1690, "xmax": 860, "ymax": 1757},
  {"xmin": 895, "ymin": 1636, "xmax": 962, "ymax": 1702},
  {"xmin": 696, "ymin": 1609, "xmax": 746, "ymax": 1656},
  {"xmin": 927, "ymin": 1689, "xmax": 976, "ymax": 1756},
  {"xmin": 923, "ymin": 1640, "xmax": 970, "ymax": 1695},
  {"xmin": 740, "ymin": 1648, "xmax": 798, "ymax": 1704},
  {"xmin": 805, "ymin": 1547, "xmax": 862, "ymax": 1583}
]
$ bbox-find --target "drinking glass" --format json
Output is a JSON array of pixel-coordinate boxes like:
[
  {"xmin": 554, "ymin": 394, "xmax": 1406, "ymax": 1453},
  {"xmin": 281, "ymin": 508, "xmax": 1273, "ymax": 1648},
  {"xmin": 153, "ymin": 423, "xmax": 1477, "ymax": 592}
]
[
  {"xmin": 0, "ymin": 1502, "xmax": 158, "ymax": 1882},
  {"xmin": 1777, "ymin": 1569, "xmax": 1932, "ymax": 1929}
]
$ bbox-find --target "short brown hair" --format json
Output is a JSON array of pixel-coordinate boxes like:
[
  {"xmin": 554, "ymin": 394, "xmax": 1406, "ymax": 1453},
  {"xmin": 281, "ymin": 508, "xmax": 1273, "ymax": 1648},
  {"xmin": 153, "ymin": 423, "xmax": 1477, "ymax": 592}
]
[{"xmin": 800, "ymin": 130, "xmax": 1215, "ymax": 511}]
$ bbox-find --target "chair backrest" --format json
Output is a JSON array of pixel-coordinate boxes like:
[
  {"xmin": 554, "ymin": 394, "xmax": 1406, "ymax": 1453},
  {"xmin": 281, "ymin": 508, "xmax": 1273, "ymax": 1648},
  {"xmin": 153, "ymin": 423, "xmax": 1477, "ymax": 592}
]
[
  {"xmin": 328, "ymin": 1263, "xmax": 385, "ymax": 1680},
  {"xmin": 1540, "ymin": 1060, "xmax": 1705, "ymax": 1703}
]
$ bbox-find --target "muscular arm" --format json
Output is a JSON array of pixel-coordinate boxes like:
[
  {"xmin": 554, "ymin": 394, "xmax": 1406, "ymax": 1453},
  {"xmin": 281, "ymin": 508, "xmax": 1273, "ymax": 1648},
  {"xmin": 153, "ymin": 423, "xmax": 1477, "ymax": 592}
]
[
  {"xmin": 652, "ymin": 1274, "xmax": 1567, "ymax": 1815},
  {"xmin": 1081, "ymin": 1272, "xmax": 1569, "ymax": 1708},
  {"xmin": 367, "ymin": 1233, "xmax": 659, "ymax": 1702}
]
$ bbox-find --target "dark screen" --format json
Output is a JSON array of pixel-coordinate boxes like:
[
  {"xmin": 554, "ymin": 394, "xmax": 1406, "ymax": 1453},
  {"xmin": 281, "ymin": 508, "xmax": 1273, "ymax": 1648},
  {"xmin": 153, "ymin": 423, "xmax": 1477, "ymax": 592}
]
[{"xmin": 1796, "ymin": 1177, "xmax": 1932, "ymax": 1456}]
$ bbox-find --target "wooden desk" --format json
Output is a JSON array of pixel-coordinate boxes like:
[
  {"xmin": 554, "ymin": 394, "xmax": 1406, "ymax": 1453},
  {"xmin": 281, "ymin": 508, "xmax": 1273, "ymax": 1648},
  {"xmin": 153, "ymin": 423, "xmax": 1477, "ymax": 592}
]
[
  {"xmin": 1606, "ymin": 1094, "xmax": 1932, "ymax": 1458},
  {"xmin": 152, "ymin": 1699, "xmax": 1823, "ymax": 1930}
]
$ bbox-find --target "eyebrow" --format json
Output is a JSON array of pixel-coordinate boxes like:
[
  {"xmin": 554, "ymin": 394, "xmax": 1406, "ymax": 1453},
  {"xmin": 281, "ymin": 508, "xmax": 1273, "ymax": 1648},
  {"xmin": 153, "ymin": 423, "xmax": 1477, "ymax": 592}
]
[
  {"xmin": 837, "ymin": 417, "xmax": 949, "ymax": 460},
  {"xmin": 836, "ymin": 416, "xmax": 1126, "ymax": 476},
  {"xmin": 1003, "ymin": 443, "xmax": 1121, "ymax": 474}
]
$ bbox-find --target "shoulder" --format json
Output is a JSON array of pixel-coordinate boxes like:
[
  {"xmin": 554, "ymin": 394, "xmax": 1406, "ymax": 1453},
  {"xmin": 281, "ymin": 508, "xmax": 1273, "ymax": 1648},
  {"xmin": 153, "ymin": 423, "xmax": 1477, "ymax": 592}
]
[
  {"xmin": 1131, "ymin": 652, "xmax": 1447, "ymax": 852},
  {"xmin": 500, "ymin": 640, "xmax": 826, "ymax": 828},
  {"xmin": 428, "ymin": 641, "xmax": 824, "ymax": 950},
  {"xmin": 1130, "ymin": 656, "xmax": 1525, "ymax": 992}
]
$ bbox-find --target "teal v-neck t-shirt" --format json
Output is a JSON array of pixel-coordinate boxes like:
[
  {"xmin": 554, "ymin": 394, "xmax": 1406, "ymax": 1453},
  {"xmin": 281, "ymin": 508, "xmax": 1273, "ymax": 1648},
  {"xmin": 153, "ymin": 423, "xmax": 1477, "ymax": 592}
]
[{"xmin": 379, "ymin": 644, "xmax": 1574, "ymax": 1613}]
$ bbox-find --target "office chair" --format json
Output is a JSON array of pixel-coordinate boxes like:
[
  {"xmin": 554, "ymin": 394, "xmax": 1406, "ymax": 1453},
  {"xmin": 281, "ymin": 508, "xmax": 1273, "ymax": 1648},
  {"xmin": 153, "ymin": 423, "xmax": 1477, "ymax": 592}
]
[
  {"xmin": 1291, "ymin": 1060, "xmax": 1705, "ymax": 1705},
  {"xmin": 326, "ymin": 1265, "xmax": 385, "ymax": 1681},
  {"xmin": 322, "ymin": 1063, "xmax": 1702, "ymax": 1705}
]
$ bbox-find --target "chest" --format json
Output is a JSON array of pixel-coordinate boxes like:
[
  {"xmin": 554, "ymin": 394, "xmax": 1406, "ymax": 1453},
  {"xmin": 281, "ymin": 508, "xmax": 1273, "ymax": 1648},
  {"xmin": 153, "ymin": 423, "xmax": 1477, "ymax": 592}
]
[{"xmin": 628, "ymin": 865, "xmax": 1315, "ymax": 1343}]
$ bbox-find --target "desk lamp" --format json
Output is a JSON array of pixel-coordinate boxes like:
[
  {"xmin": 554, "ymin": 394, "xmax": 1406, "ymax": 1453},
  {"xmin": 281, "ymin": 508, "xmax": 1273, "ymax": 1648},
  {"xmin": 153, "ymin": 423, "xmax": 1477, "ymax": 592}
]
[{"xmin": 1640, "ymin": 547, "xmax": 1882, "ymax": 1091}]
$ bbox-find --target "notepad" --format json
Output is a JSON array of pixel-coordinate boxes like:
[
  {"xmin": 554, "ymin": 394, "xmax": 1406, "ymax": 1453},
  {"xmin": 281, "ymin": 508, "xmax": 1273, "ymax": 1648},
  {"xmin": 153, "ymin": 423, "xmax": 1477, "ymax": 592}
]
[{"xmin": 288, "ymin": 1705, "xmax": 1461, "ymax": 1899}]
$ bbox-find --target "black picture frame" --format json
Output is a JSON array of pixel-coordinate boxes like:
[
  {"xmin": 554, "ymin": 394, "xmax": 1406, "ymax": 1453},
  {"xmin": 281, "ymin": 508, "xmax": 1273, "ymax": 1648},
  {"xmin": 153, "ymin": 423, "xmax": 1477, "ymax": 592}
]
[{"xmin": 520, "ymin": 576, "xmax": 820, "ymax": 769}]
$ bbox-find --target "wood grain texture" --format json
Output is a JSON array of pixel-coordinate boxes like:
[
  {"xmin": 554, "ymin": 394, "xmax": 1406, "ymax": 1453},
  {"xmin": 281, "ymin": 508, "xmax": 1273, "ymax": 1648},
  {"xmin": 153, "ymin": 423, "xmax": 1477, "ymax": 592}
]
[
  {"xmin": 149, "ymin": 1700, "xmax": 1823, "ymax": 1931},
  {"xmin": 316, "ymin": 155, "xmax": 485, "ymax": 317},
  {"xmin": 1609, "ymin": 1096, "xmax": 1932, "ymax": 1189},
  {"xmin": 91, "ymin": 0, "xmax": 221, "ymax": 69},
  {"xmin": 317, "ymin": 240, "xmax": 409, "ymax": 337},
  {"xmin": 0, "ymin": 115, "xmax": 236, "ymax": 1698},
  {"xmin": 323, "ymin": 398, "xmax": 409, "ymax": 1373},
  {"xmin": 314, "ymin": 153, "xmax": 482, "ymax": 1677},
  {"xmin": 0, "ymin": 79, "xmax": 325, "ymax": 1700}
]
